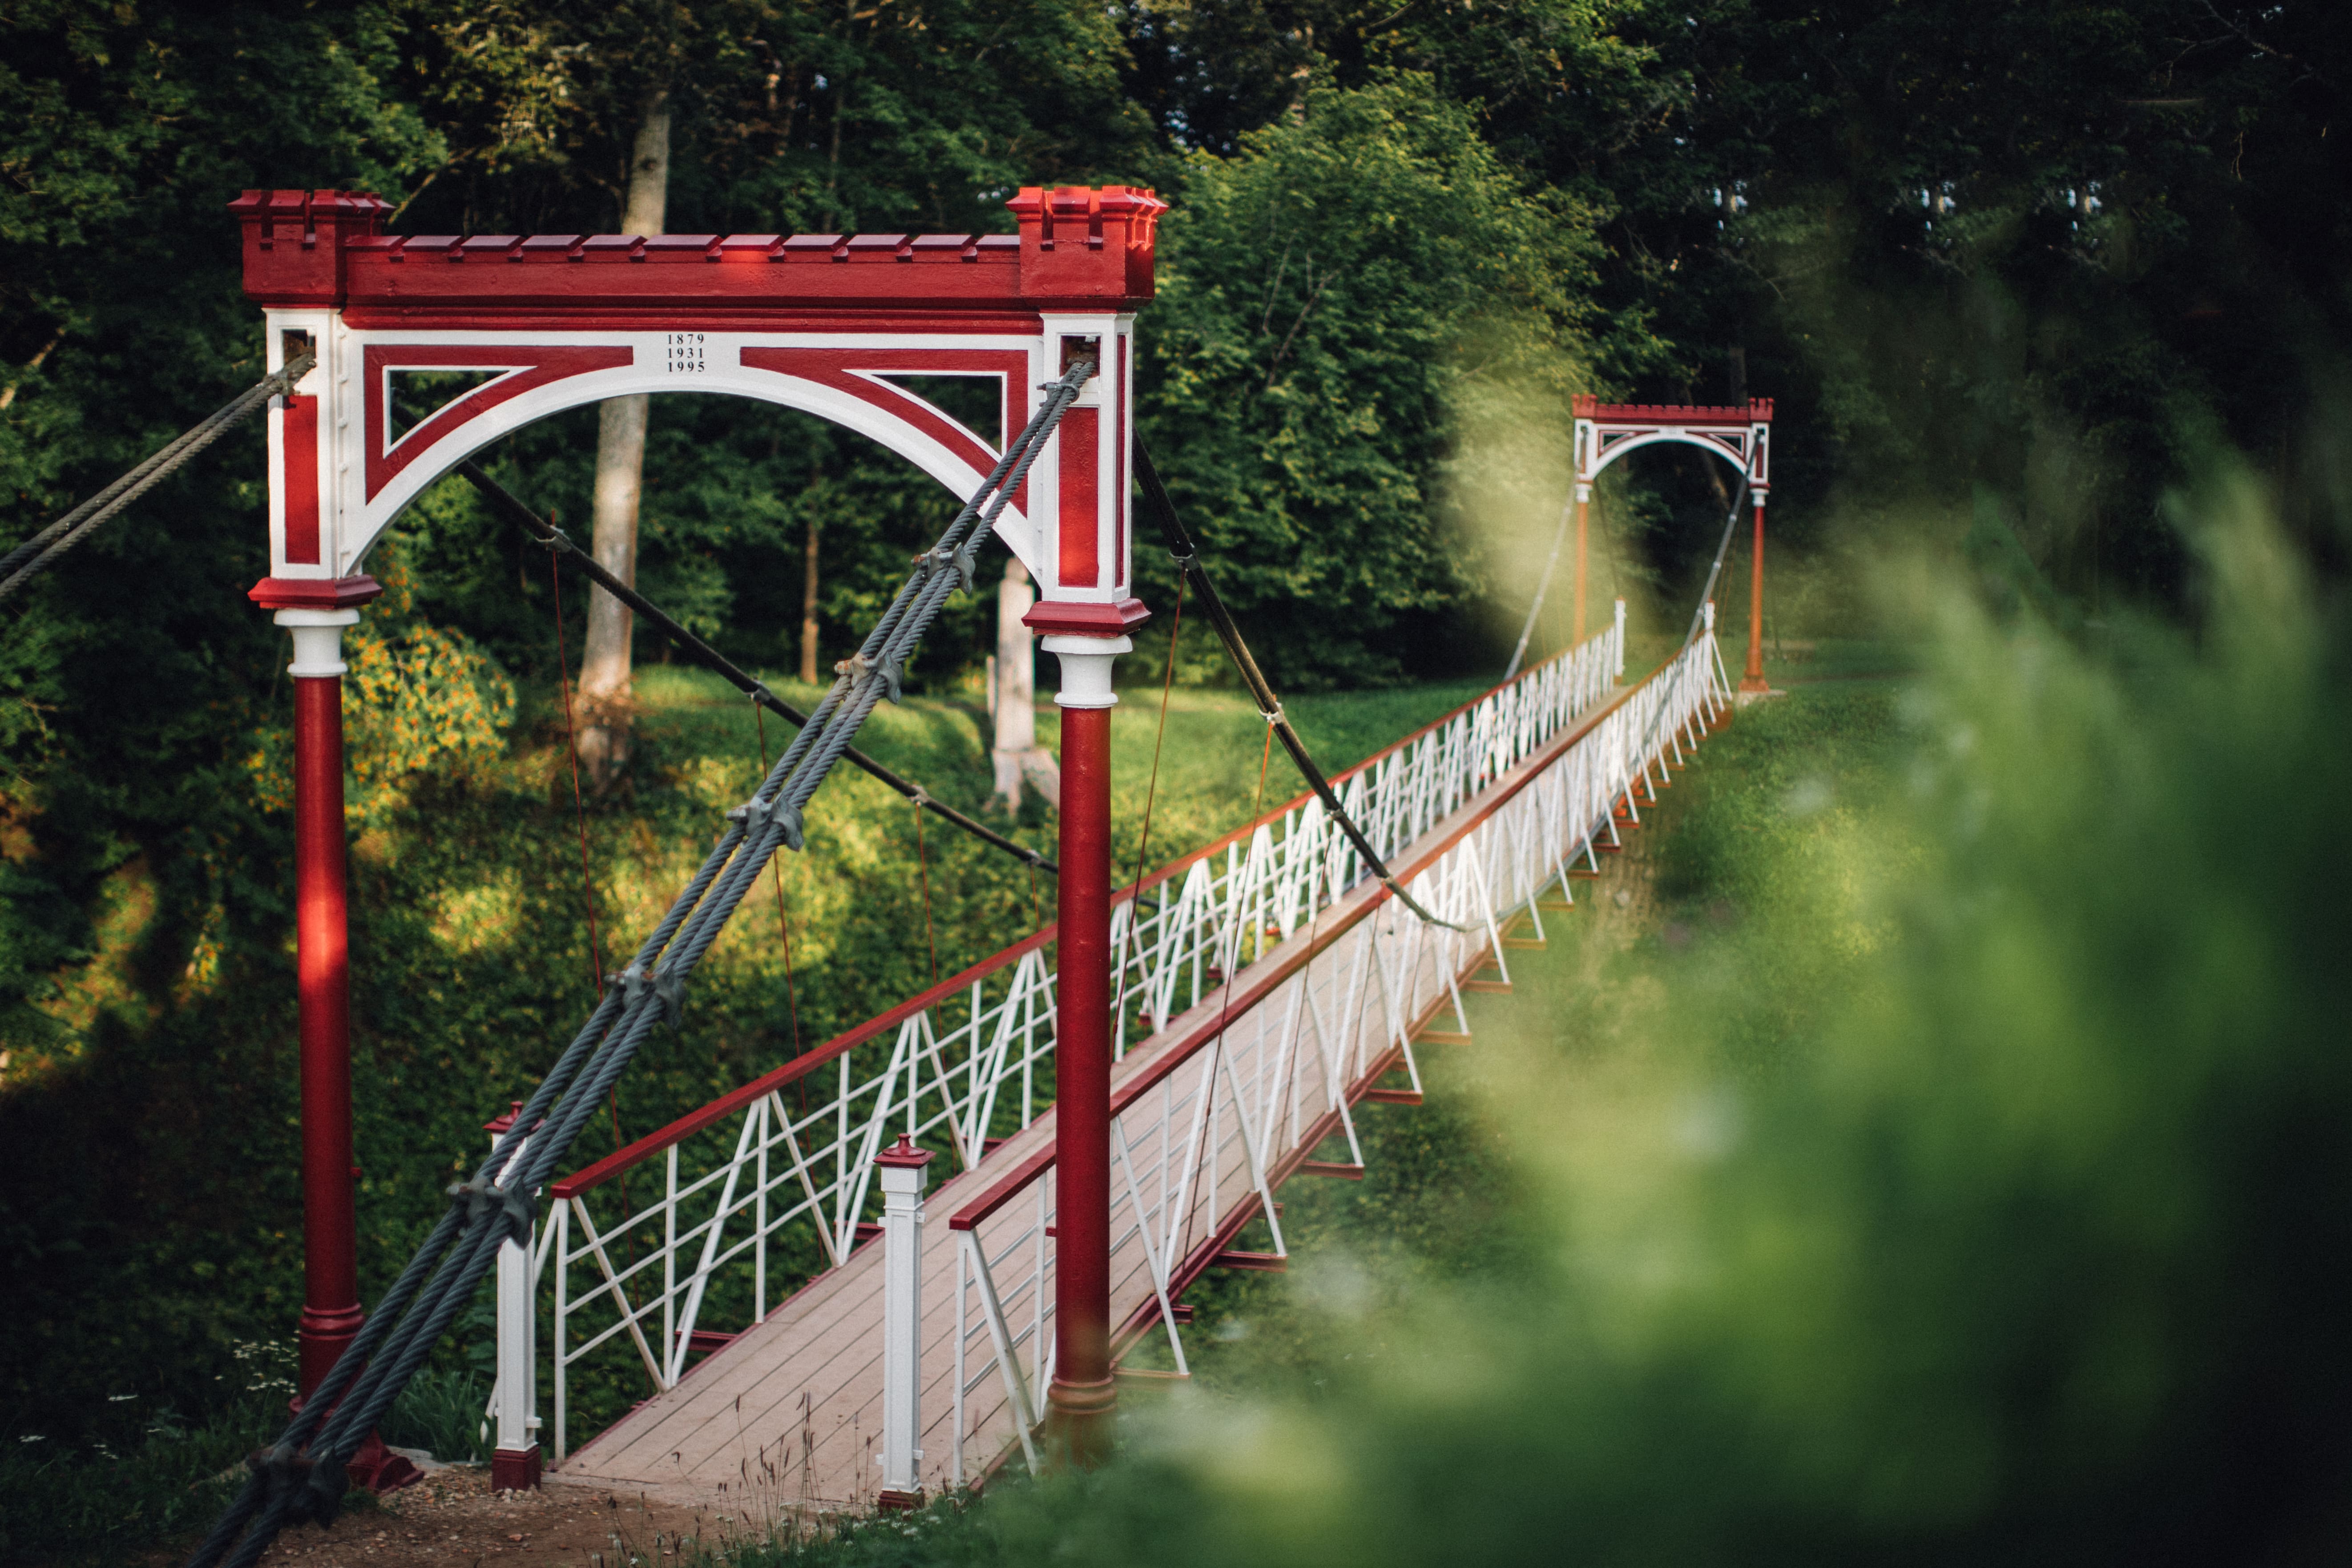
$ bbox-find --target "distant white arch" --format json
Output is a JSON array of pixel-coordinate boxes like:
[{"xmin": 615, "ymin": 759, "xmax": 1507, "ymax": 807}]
[{"xmin": 1572, "ymin": 397, "xmax": 1772, "ymax": 502}]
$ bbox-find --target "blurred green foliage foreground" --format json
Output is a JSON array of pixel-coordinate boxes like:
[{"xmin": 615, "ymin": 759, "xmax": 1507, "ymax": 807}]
[{"xmin": 727, "ymin": 469, "xmax": 2352, "ymax": 1562}]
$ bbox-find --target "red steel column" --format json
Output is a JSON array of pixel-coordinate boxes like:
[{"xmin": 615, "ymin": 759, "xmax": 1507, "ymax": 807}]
[
  {"xmin": 264, "ymin": 588, "xmax": 420, "ymax": 1495},
  {"xmin": 1037, "ymin": 633, "xmax": 1124, "ymax": 1463},
  {"xmin": 278, "ymin": 605, "xmax": 367, "ymax": 1395},
  {"xmin": 1740, "ymin": 495, "xmax": 1770, "ymax": 695},
  {"xmin": 1572, "ymin": 487, "xmax": 1591, "ymax": 645}
]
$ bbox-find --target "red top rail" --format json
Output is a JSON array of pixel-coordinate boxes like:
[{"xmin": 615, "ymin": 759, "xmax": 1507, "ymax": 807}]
[
  {"xmin": 549, "ymin": 924, "xmax": 1057, "ymax": 1201},
  {"xmin": 545, "ymin": 635, "xmax": 1595, "ymax": 1200}
]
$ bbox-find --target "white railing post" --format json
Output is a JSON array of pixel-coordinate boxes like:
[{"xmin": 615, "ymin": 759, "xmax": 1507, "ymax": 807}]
[
  {"xmin": 1614, "ymin": 597, "xmax": 1627, "ymax": 680},
  {"xmin": 877, "ymin": 1135, "xmax": 934, "ymax": 1509},
  {"xmin": 483, "ymin": 1101, "xmax": 542, "ymax": 1491}
]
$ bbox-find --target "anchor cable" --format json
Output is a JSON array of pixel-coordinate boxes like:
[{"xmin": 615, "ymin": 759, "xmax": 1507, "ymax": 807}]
[{"xmin": 0, "ymin": 352, "xmax": 317, "ymax": 604}]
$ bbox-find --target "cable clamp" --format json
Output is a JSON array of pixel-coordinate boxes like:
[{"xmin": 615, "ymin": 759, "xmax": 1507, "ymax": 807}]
[
  {"xmin": 834, "ymin": 649, "xmax": 903, "ymax": 704},
  {"xmin": 606, "ymin": 957, "xmax": 680, "ymax": 1026},
  {"xmin": 729, "ymin": 794, "xmax": 806, "ymax": 851},
  {"xmin": 654, "ymin": 967, "xmax": 687, "ymax": 1025},
  {"xmin": 250, "ymin": 1439, "xmax": 318, "ymax": 1521},
  {"xmin": 295, "ymin": 1447, "xmax": 348, "ymax": 1527},
  {"xmin": 909, "ymin": 786, "xmax": 931, "ymax": 809},
  {"xmin": 916, "ymin": 545, "xmax": 975, "ymax": 592},
  {"xmin": 448, "ymin": 1171, "xmax": 538, "ymax": 1246},
  {"xmin": 613, "ymin": 957, "xmax": 685, "ymax": 1024}
]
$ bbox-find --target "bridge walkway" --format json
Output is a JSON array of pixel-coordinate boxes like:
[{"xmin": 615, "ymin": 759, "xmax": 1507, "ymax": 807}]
[
  {"xmin": 533, "ymin": 622, "xmax": 1720, "ymax": 1510},
  {"xmin": 554, "ymin": 833, "xmax": 1472, "ymax": 1510}
]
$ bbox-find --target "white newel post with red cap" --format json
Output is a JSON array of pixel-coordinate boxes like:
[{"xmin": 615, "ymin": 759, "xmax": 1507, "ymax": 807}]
[
  {"xmin": 483, "ymin": 1103, "xmax": 541, "ymax": 1491},
  {"xmin": 875, "ymin": 1136, "xmax": 934, "ymax": 1509}
]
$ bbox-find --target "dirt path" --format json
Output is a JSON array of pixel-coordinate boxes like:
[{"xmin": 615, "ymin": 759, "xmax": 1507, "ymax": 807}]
[{"xmin": 226, "ymin": 1469, "xmax": 780, "ymax": 1568}]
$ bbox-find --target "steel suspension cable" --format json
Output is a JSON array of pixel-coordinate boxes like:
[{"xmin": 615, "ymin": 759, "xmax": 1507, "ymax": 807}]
[
  {"xmin": 0, "ymin": 352, "xmax": 317, "ymax": 605},
  {"xmin": 1503, "ymin": 498, "xmax": 1573, "ymax": 682},
  {"xmin": 1131, "ymin": 439, "xmax": 1468, "ymax": 933},
  {"xmin": 184, "ymin": 354, "xmax": 1097, "ymax": 1568},
  {"xmin": 752, "ymin": 699, "xmax": 811, "ymax": 1117}
]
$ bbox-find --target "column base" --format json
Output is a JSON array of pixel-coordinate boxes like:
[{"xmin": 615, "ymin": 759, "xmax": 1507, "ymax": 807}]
[
  {"xmin": 877, "ymin": 1488, "xmax": 924, "ymax": 1513},
  {"xmin": 348, "ymin": 1431, "xmax": 425, "ymax": 1494},
  {"xmin": 289, "ymin": 1357, "xmax": 426, "ymax": 1497},
  {"xmin": 1044, "ymin": 1375, "xmax": 1118, "ymax": 1468},
  {"xmin": 1734, "ymin": 684, "xmax": 1783, "ymax": 707},
  {"xmin": 490, "ymin": 1445, "xmax": 543, "ymax": 1493}
]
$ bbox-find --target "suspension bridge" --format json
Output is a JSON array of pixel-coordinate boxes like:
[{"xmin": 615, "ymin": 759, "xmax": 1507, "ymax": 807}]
[
  {"xmin": 524, "ymin": 609, "xmax": 1726, "ymax": 1508},
  {"xmin": 0, "ymin": 186, "xmax": 1776, "ymax": 1562}
]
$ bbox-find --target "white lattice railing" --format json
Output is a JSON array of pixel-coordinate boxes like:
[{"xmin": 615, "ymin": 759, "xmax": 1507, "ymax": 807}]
[
  {"xmin": 514, "ymin": 609, "xmax": 1695, "ymax": 1465},
  {"xmin": 943, "ymin": 615, "xmax": 1727, "ymax": 1484}
]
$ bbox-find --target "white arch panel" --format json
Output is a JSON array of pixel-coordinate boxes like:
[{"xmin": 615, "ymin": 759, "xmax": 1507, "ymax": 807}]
[
  {"xmin": 307, "ymin": 326, "xmax": 1046, "ymax": 578},
  {"xmin": 1577, "ymin": 426, "xmax": 1762, "ymax": 486}
]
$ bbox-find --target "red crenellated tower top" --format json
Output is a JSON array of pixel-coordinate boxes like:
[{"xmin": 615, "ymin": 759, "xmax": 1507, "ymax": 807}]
[{"xmin": 230, "ymin": 185, "xmax": 1166, "ymax": 315}]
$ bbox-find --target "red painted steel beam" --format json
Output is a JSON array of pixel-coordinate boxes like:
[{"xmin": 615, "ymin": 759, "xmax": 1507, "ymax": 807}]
[
  {"xmin": 1741, "ymin": 499, "xmax": 1771, "ymax": 694},
  {"xmin": 231, "ymin": 186, "xmax": 1167, "ymax": 316},
  {"xmin": 1571, "ymin": 393, "xmax": 1775, "ymax": 426},
  {"xmin": 1045, "ymin": 703, "xmax": 1117, "ymax": 1459},
  {"xmin": 291, "ymin": 669, "xmax": 361, "ymax": 1396}
]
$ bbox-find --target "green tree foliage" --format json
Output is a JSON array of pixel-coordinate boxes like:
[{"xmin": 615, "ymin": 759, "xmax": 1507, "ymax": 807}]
[
  {"xmin": 1, "ymin": 0, "xmax": 2347, "ymax": 1493},
  {"xmin": 1115, "ymin": 0, "xmax": 2352, "ymax": 603},
  {"xmin": 1139, "ymin": 75, "xmax": 1622, "ymax": 686}
]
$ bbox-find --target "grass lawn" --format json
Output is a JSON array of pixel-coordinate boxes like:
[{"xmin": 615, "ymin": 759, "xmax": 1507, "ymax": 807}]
[{"xmin": 631, "ymin": 662, "xmax": 1493, "ymax": 900}]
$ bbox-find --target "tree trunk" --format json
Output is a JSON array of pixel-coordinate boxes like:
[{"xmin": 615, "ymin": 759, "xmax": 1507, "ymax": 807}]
[
  {"xmin": 993, "ymin": 557, "xmax": 1058, "ymax": 810},
  {"xmin": 577, "ymin": 86, "xmax": 672, "ymax": 788},
  {"xmin": 799, "ymin": 512, "xmax": 821, "ymax": 684}
]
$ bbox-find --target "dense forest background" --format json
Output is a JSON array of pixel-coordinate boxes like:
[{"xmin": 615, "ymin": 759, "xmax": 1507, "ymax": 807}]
[{"xmin": 1, "ymin": 0, "xmax": 2347, "ymax": 1463}]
